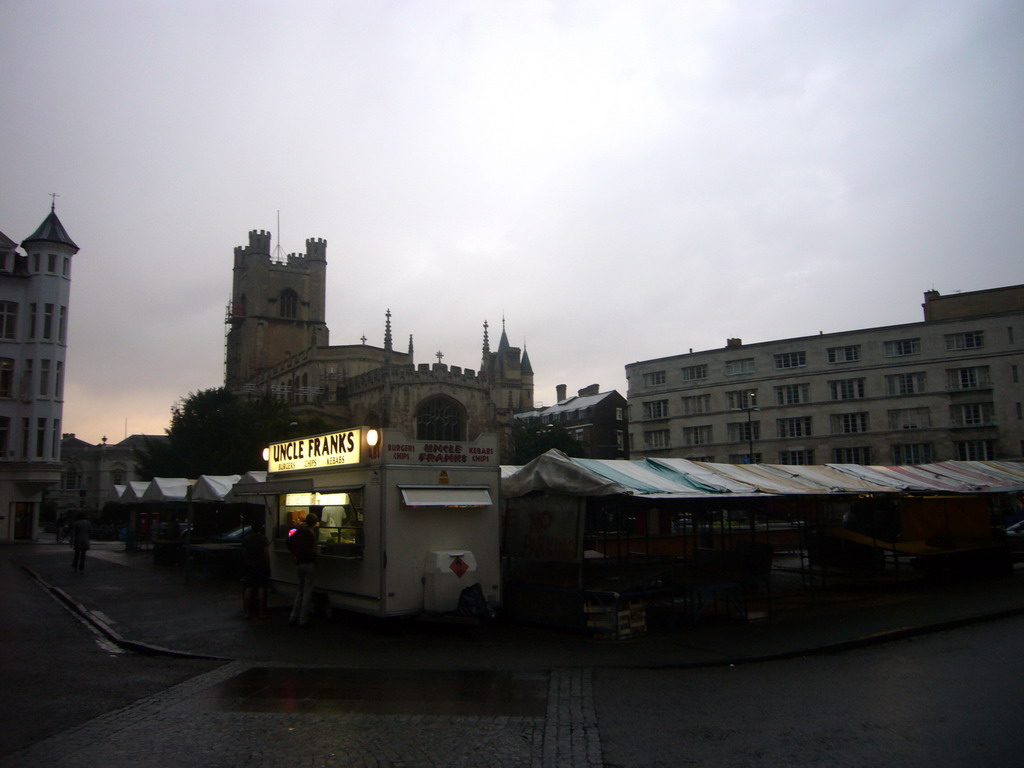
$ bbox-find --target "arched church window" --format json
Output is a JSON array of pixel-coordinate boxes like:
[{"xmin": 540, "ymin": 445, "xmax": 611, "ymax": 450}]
[
  {"xmin": 415, "ymin": 396, "xmax": 466, "ymax": 442},
  {"xmin": 280, "ymin": 289, "xmax": 298, "ymax": 319}
]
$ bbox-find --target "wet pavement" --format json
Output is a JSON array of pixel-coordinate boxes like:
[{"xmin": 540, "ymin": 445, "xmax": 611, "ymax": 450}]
[{"xmin": 5, "ymin": 540, "xmax": 1024, "ymax": 767}]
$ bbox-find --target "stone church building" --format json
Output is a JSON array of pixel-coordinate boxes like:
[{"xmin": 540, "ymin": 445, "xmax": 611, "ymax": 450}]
[{"xmin": 225, "ymin": 230, "xmax": 534, "ymax": 460}]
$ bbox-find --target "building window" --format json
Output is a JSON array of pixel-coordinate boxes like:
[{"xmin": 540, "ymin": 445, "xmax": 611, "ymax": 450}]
[
  {"xmin": 47, "ymin": 253, "xmax": 57, "ymax": 273},
  {"xmin": 63, "ymin": 257, "xmax": 70, "ymax": 277},
  {"xmin": 0, "ymin": 359, "xmax": 12, "ymax": 398},
  {"xmin": 55, "ymin": 361, "xmax": 63, "ymax": 399},
  {"xmin": 39, "ymin": 360, "xmax": 50, "ymax": 397},
  {"xmin": 680, "ymin": 364, "xmax": 708, "ymax": 382},
  {"xmin": 29, "ymin": 303, "xmax": 37, "ymax": 339},
  {"xmin": 892, "ymin": 443, "xmax": 934, "ymax": 465},
  {"xmin": 947, "ymin": 366, "xmax": 989, "ymax": 391},
  {"xmin": 886, "ymin": 372, "xmax": 926, "ymax": 395},
  {"xmin": 832, "ymin": 412, "xmax": 869, "ymax": 434},
  {"xmin": 833, "ymin": 446, "xmax": 871, "ymax": 464},
  {"xmin": 777, "ymin": 417, "xmax": 812, "ymax": 438},
  {"xmin": 0, "ymin": 301, "xmax": 17, "ymax": 340},
  {"xmin": 888, "ymin": 407, "xmax": 931, "ymax": 430},
  {"xmin": 415, "ymin": 396, "xmax": 466, "ymax": 441},
  {"xmin": 20, "ymin": 359, "xmax": 32, "ymax": 400},
  {"xmin": 778, "ymin": 450, "xmax": 814, "ymax": 465},
  {"xmin": 682, "ymin": 425, "xmax": 713, "ymax": 446},
  {"xmin": 616, "ymin": 430, "xmax": 624, "ymax": 450},
  {"xmin": 774, "ymin": 351, "xmax": 806, "ymax": 369},
  {"xmin": 642, "ymin": 370, "xmax": 666, "ymax": 387},
  {"xmin": 729, "ymin": 453, "xmax": 761, "ymax": 464},
  {"xmin": 1013, "ymin": 365, "xmax": 1019, "ymax": 384},
  {"xmin": 775, "ymin": 383, "xmax": 809, "ymax": 405},
  {"xmin": 945, "ymin": 331, "xmax": 984, "ymax": 350},
  {"xmin": 726, "ymin": 390, "xmax": 757, "ymax": 410},
  {"xmin": 36, "ymin": 418, "xmax": 46, "ymax": 458},
  {"xmin": 681, "ymin": 394, "xmax": 710, "ymax": 415},
  {"xmin": 827, "ymin": 345, "xmax": 860, "ymax": 363},
  {"xmin": 829, "ymin": 378, "xmax": 865, "ymax": 400},
  {"xmin": 955, "ymin": 440, "xmax": 994, "ymax": 461},
  {"xmin": 727, "ymin": 421, "xmax": 760, "ymax": 442},
  {"xmin": 21, "ymin": 417, "xmax": 29, "ymax": 458},
  {"xmin": 645, "ymin": 429, "xmax": 671, "ymax": 449},
  {"xmin": 51, "ymin": 419, "xmax": 59, "ymax": 459},
  {"xmin": 0, "ymin": 416, "xmax": 8, "ymax": 457},
  {"xmin": 59, "ymin": 306, "xmax": 67, "ymax": 343},
  {"xmin": 884, "ymin": 338, "xmax": 921, "ymax": 357},
  {"xmin": 615, "ymin": 408, "xmax": 624, "ymax": 422},
  {"xmin": 642, "ymin": 400, "xmax": 669, "ymax": 420},
  {"xmin": 279, "ymin": 289, "xmax": 299, "ymax": 319},
  {"xmin": 112, "ymin": 469, "xmax": 124, "ymax": 485},
  {"xmin": 952, "ymin": 402, "xmax": 993, "ymax": 426},
  {"xmin": 43, "ymin": 304, "xmax": 54, "ymax": 340},
  {"xmin": 725, "ymin": 358, "xmax": 755, "ymax": 376}
]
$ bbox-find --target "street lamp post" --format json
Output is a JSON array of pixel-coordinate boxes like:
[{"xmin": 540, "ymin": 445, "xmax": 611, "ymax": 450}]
[{"xmin": 746, "ymin": 391, "xmax": 759, "ymax": 464}]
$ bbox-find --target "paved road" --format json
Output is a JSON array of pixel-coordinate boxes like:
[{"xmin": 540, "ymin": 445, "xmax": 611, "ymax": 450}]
[
  {"xmin": 5, "ymin": 542, "xmax": 1024, "ymax": 766},
  {"xmin": 595, "ymin": 615, "xmax": 1024, "ymax": 767}
]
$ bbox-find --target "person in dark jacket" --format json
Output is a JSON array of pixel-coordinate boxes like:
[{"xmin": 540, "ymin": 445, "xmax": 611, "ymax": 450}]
[
  {"xmin": 241, "ymin": 522, "xmax": 271, "ymax": 619},
  {"xmin": 287, "ymin": 513, "xmax": 319, "ymax": 626},
  {"xmin": 69, "ymin": 513, "xmax": 91, "ymax": 573}
]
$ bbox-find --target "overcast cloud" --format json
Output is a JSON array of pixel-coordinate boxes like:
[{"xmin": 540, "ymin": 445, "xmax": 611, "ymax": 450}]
[{"xmin": 2, "ymin": 0, "xmax": 1021, "ymax": 444}]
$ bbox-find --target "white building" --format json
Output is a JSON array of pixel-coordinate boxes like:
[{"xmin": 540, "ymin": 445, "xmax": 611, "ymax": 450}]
[
  {"xmin": 627, "ymin": 285, "xmax": 1024, "ymax": 466},
  {"xmin": 0, "ymin": 206, "xmax": 78, "ymax": 540}
]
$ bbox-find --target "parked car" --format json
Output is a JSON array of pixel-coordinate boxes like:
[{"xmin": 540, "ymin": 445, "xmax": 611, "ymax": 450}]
[
  {"xmin": 207, "ymin": 524, "xmax": 252, "ymax": 544},
  {"xmin": 1004, "ymin": 520, "xmax": 1024, "ymax": 554}
]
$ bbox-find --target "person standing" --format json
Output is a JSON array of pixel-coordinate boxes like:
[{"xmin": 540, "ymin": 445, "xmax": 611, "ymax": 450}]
[
  {"xmin": 241, "ymin": 522, "xmax": 271, "ymax": 619},
  {"xmin": 69, "ymin": 513, "xmax": 91, "ymax": 573},
  {"xmin": 287, "ymin": 513, "xmax": 319, "ymax": 627}
]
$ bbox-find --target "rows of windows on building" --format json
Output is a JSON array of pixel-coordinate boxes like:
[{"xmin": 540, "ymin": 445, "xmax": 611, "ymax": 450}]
[
  {"xmin": 636, "ymin": 329, "xmax": 1015, "ymax": 465},
  {"xmin": 644, "ymin": 331, "xmax": 998, "ymax": 389},
  {"xmin": 0, "ymin": 278, "xmax": 71, "ymax": 461}
]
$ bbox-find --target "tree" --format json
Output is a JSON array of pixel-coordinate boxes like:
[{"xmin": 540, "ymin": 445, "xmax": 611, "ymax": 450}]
[
  {"xmin": 135, "ymin": 388, "xmax": 329, "ymax": 478},
  {"xmin": 509, "ymin": 420, "xmax": 587, "ymax": 466}
]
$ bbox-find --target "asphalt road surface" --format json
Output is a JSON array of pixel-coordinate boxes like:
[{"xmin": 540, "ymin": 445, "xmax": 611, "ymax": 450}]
[{"xmin": 594, "ymin": 614, "xmax": 1024, "ymax": 768}]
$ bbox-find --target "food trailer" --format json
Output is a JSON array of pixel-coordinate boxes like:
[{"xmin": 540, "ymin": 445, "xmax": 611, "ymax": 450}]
[{"xmin": 244, "ymin": 426, "xmax": 501, "ymax": 618}]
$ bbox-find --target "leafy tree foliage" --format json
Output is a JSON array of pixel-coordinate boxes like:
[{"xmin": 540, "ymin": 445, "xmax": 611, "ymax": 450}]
[
  {"xmin": 135, "ymin": 388, "xmax": 329, "ymax": 479},
  {"xmin": 509, "ymin": 419, "xmax": 587, "ymax": 466}
]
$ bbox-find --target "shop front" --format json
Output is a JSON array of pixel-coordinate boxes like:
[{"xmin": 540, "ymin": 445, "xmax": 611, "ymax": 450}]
[{"xmin": 237, "ymin": 426, "xmax": 501, "ymax": 618}]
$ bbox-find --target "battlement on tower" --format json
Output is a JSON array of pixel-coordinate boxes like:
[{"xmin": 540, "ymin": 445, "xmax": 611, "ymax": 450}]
[{"xmin": 305, "ymin": 237, "xmax": 327, "ymax": 262}]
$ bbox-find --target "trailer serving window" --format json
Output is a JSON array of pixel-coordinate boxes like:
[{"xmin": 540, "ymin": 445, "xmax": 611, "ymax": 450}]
[
  {"xmin": 276, "ymin": 489, "xmax": 365, "ymax": 558},
  {"xmin": 399, "ymin": 486, "xmax": 492, "ymax": 508}
]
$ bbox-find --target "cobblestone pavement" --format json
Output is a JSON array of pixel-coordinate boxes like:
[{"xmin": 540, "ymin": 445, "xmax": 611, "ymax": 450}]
[{"xmin": 0, "ymin": 661, "xmax": 600, "ymax": 768}]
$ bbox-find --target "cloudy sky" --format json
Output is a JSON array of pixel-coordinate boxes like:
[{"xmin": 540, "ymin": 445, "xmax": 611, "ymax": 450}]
[{"xmin": 3, "ymin": 0, "xmax": 1021, "ymax": 444}]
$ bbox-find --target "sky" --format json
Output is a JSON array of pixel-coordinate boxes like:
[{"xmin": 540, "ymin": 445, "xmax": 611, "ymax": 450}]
[{"xmin": 2, "ymin": 0, "xmax": 1022, "ymax": 445}]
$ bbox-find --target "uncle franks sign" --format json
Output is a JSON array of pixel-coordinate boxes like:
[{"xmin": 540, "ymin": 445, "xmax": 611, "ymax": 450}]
[{"xmin": 268, "ymin": 429, "xmax": 361, "ymax": 473}]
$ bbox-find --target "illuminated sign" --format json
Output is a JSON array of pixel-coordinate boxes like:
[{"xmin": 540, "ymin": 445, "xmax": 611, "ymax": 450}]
[{"xmin": 267, "ymin": 429, "xmax": 361, "ymax": 473}]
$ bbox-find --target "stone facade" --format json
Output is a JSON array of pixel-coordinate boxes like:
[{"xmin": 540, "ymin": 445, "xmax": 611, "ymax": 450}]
[
  {"xmin": 627, "ymin": 285, "xmax": 1024, "ymax": 465},
  {"xmin": 0, "ymin": 207, "xmax": 78, "ymax": 541},
  {"xmin": 225, "ymin": 230, "xmax": 534, "ymax": 461}
]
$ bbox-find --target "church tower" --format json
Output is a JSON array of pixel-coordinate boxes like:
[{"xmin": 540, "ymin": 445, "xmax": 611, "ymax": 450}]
[{"xmin": 225, "ymin": 230, "xmax": 329, "ymax": 389}]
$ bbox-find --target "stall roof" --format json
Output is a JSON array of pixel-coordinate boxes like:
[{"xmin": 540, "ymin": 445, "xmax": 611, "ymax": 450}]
[
  {"xmin": 120, "ymin": 481, "xmax": 151, "ymax": 503},
  {"xmin": 191, "ymin": 475, "xmax": 242, "ymax": 502},
  {"xmin": 646, "ymin": 458, "xmax": 757, "ymax": 493},
  {"xmin": 501, "ymin": 451, "xmax": 1024, "ymax": 499},
  {"xmin": 502, "ymin": 450, "xmax": 632, "ymax": 498},
  {"xmin": 141, "ymin": 477, "xmax": 193, "ymax": 502},
  {"xmin": 573, "ymin": 458, "xmax": 715, "ymax": 497}
]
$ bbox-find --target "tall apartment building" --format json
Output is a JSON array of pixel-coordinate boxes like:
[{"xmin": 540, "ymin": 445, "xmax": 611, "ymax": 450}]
[
  {"xmin": 626, "ymin": 285, "xmax": 1024, "ymax": 465},
  {"xmin": 0, "ymin": 206, "xmax": 78, "ymax": 540}
]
